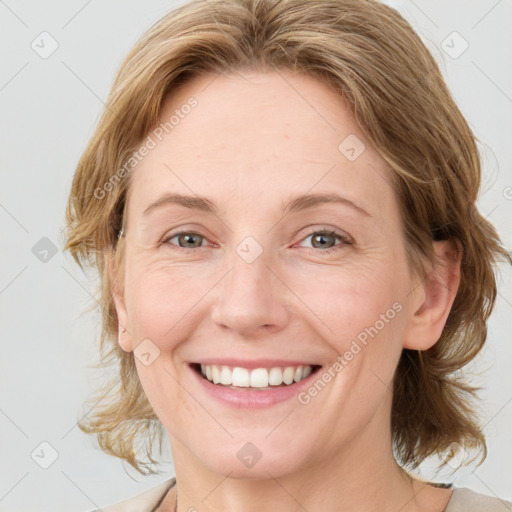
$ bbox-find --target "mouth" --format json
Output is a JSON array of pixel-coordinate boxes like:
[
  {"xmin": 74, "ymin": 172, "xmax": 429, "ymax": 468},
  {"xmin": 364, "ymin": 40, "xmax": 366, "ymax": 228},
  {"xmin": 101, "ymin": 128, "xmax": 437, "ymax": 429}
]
[{"xmin": 190, "ymin": 363, "xmax": 322, "ymax": 391}]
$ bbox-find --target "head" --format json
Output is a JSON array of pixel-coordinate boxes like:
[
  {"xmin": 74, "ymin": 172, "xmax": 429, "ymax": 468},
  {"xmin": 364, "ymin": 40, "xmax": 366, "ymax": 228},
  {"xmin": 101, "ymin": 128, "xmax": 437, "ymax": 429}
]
[{"xmin": 65, "ymin": 0, "xmax": 511, "ymax": 477}]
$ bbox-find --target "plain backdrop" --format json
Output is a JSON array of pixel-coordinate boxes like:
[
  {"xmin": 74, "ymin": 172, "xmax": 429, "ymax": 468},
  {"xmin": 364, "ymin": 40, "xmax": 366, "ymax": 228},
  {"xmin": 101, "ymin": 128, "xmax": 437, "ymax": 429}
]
[{"xmin": 1, "ymin": 1, "xmax": 511, "ymax": 510}]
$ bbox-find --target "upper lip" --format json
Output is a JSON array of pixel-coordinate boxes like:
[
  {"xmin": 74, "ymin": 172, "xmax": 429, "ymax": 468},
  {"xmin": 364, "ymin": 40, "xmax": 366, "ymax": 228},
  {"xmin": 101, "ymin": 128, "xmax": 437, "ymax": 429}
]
[{"xmin": 191, "ymin": 359, "xmax": 321, "ymax": 370}]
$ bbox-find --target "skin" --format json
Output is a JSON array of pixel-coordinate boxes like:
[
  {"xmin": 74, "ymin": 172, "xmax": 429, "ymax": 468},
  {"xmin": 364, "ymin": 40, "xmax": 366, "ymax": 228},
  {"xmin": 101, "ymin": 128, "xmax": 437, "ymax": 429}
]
[{"xmin": 108, "ymin": 69, "xmax": 461, "ymax": 512}]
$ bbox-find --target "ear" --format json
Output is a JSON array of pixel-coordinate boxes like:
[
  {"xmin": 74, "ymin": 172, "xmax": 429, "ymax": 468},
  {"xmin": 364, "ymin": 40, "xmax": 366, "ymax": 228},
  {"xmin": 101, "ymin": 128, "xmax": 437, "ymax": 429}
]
[
  {"xmin": 105, "ymin": 248, "xmax": 133, "ymax": 352},
  {"xmin": 403, "ymin": 238, "xmax": 462, "ymax": 351}
]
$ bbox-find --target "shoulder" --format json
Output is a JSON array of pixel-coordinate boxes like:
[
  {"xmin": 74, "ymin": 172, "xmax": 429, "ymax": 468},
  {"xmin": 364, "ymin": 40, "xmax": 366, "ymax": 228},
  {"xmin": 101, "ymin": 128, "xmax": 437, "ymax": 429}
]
[
  {"xmin": 445, "ymin": 487, "xmax": 512, "ymax": 512},
  {"xmin": 86, "ymin": 477, "xmax": 176, "ymax": 512}
]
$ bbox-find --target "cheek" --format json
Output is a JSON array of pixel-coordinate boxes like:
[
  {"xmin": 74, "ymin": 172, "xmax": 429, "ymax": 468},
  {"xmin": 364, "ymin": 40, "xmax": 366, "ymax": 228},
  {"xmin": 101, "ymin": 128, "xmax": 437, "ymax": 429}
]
[
  {"xmin": 297, "ymin": 264, "xmax": 407, "ymax": 389},
  {"xmin": 295, "ymin": 262, "xmax": 404, "ymax": 335},
  {"xmin": 124, "ymin": 260, "xmax": 219, "ymax": 342}
]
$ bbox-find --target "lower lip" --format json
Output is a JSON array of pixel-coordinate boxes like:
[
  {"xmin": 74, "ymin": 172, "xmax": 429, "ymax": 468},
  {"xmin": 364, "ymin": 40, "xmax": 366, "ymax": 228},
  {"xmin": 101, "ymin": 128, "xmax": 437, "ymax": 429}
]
[{"xmin": 190, "ymin": 364, "xmax": 321, "ymax": 409}]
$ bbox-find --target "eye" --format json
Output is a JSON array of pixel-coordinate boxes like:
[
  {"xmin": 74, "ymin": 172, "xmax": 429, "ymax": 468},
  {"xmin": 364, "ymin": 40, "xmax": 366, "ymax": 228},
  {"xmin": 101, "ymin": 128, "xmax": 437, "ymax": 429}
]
[
  {"xmin": 163, "ymin": 230, "xmax": 209, "ymax": 249},
  {"xmin": 162, "ymin": 228, "xmax": 352, "ymax": 253},
  {"xmin": 298, "ymin": 229, "xmax": 352, "ymax": 253}
]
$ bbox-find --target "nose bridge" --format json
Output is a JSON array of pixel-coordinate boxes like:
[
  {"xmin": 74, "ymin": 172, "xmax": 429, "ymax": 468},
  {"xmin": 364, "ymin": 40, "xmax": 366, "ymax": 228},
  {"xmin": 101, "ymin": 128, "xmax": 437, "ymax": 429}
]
[{"xmin": 210, "ymin": 237, "xmax": 289, "ymax": 335}]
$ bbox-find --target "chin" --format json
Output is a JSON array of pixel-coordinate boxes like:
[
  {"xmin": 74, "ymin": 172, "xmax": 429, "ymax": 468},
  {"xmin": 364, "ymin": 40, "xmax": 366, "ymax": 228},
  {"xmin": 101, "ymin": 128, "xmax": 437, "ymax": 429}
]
[{"xmin": 189, "ymin": 437, "xmax": 313, "ymax": 481}]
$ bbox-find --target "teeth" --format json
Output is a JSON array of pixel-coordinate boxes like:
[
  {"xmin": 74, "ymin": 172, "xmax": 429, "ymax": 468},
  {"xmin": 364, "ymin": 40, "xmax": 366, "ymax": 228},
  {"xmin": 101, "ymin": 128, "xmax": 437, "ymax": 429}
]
[
  {"xmin": 268, "ymin": 367, "xmax": 283, "ymax": 386},
  {"xmin": 198, "ymin": 364, "xmax": 315, "ymax": 388},
  {"xmin": 250, "ymin": 368, "xmax": 268, "ymax": 387},
  {"xmin": 283, "ymin": 367, "xmax": 295, "ymax": 385},
  {"xmin": 232, "ymin": 367, "xmax": 250, "ymax": 387}
]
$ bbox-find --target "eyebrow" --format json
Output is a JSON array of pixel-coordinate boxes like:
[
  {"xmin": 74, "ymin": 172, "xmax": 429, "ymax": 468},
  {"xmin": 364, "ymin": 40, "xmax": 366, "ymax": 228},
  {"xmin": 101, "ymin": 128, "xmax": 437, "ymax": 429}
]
[
  {"xmin": 143, "ymin": 193, "xmax": 218, "ymax": 216},
  {"xmin": 284, "ymin": 192, "xmax": 371, "ymax": 217},
  {"xmin": 142, "ymin": 192, "xmax": 371, "ymax": 217}
]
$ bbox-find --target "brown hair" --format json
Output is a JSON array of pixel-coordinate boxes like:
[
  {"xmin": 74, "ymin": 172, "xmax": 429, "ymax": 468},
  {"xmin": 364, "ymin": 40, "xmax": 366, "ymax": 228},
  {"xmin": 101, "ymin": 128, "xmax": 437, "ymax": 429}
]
[{"xmin": 64, "ymin": 0, "xmax": 511, "ymax": 475}]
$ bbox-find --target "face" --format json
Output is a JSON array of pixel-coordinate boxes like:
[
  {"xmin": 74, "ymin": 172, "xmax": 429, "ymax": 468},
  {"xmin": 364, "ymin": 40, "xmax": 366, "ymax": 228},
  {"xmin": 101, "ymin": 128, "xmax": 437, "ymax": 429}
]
[{"xmin": 111, "ymin": 69, "xmax": 444, "ymax": 480}]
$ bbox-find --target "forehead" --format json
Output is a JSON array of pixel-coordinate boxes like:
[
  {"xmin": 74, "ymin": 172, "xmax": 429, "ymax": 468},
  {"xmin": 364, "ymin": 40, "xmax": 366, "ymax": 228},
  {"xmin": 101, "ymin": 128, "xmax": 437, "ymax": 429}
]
[{"xmin": 126, "ymin": 70, "xmax": 398, "ymax": 220}]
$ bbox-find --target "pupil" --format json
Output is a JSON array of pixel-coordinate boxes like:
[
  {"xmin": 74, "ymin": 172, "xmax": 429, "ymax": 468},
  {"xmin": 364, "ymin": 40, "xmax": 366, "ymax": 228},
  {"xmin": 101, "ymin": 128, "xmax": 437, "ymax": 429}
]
[
  {"xmin": 314, "ymin": 234, "xmax": 332, "ymax": 248},
  {"xmin": 181, "ymin": 234, "xmax": 200, "ymax": 247}
]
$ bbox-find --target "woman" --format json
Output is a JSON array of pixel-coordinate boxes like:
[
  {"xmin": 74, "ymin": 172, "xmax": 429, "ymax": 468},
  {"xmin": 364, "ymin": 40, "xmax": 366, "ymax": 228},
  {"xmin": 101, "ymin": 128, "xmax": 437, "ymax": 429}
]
[{"xmin": 65, "ymin": 0, "xmax": 512, "ymax": 510}]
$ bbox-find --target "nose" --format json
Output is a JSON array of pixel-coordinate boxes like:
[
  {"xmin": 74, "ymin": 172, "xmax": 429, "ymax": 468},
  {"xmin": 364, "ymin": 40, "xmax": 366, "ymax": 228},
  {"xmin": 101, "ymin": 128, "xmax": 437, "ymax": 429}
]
[{"xmin": 210, "ymin": 247, "xmax": 290, "ymax": 337}]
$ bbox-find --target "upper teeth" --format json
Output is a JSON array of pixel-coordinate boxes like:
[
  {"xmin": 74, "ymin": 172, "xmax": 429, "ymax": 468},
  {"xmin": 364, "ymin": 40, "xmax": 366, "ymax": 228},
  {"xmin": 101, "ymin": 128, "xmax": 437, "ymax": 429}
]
[{"xmin": 200, "ymin": 364, "xmax": 313, "ymax": 388}]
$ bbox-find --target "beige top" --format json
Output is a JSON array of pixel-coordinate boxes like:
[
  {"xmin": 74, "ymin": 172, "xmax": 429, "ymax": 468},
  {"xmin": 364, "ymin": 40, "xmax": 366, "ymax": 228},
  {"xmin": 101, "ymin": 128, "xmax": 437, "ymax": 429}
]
[{"xmin": 90, "ymin": 478, "xmax": 512, "ymax": 512}]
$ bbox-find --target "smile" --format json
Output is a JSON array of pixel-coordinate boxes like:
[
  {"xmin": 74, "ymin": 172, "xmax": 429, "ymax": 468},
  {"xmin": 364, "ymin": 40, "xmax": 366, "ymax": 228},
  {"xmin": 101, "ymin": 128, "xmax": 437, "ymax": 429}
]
[{"xmin": 193, "ymin": 363, "xmax": 321, "ymax": 390}]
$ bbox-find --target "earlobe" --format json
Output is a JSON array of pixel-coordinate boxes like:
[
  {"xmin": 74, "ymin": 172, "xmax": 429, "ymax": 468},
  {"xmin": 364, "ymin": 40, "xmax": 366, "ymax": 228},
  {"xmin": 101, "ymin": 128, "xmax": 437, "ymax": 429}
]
[
  {"xmin": 118, "ymin": 323, "xmax": 133, "ymax": 353},
  {"xmin": 105, "ymin": 248, "xmax": 133, "ymax": 353},
  {"xmin": 403, "ymin": 238, "xmax": 462, "ymax": 351}
]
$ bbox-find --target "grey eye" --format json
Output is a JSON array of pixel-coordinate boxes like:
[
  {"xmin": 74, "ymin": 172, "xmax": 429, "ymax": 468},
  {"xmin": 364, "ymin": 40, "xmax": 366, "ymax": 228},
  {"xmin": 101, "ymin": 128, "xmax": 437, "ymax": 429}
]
[
  {"xmin": 309, "ymin": 232, "xmax": 338, "ymax": 249},
  {"xmin": 167, "ymin": 232, "xmax": 206, "ymax": 248}
]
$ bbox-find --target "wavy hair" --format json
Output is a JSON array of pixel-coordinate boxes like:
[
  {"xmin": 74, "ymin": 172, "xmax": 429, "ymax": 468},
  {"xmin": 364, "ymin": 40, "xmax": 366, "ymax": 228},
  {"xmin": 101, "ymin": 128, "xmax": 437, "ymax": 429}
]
[{"xmin": 64, "ymin": 0, "xmax": 511, "ymax": 475}]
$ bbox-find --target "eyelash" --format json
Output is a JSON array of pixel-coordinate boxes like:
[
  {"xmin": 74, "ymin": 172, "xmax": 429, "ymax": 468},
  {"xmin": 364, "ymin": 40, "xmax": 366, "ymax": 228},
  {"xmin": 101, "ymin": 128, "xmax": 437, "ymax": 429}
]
[{"xmin": 162, "ymin": 228, "xmax": 352, "ymax": 254}]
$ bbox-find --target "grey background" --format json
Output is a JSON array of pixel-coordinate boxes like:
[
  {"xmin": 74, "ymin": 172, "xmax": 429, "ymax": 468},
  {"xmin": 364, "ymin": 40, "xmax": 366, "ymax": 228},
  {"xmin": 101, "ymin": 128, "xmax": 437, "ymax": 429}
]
[{"xmin": 0, "ymin": 0, "xmax": 511, "ymax": 510}]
